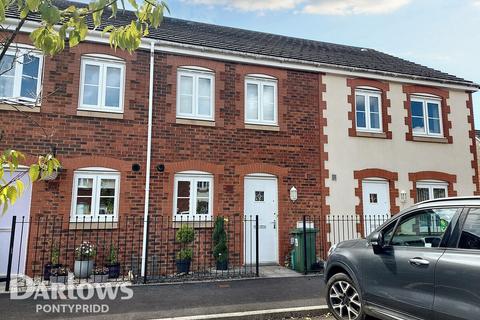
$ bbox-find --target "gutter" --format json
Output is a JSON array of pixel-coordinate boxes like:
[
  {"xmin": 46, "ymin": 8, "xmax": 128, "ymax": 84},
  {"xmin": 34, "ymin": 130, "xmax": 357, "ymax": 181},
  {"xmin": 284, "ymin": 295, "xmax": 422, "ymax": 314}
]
[{"xmin": 141, "ymin": 40, "xmax": 155, "ymax": 278}]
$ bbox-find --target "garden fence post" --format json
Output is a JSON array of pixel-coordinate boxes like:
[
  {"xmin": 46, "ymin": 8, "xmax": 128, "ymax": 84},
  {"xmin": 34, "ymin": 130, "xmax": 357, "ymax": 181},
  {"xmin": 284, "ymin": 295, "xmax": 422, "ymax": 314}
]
[
  {"xmin": 5, "ymin": 215, "xmax": 17, "ymax": 292},
  {"xmin": 303, "ymin": 215, "xmax": 308, "ymax": 275},
  {"xmin": 255, "ymin": 215, "xmax": 259, "ymax": 277},
  {"xmin": 143, "ymin": 215, "xmax": 150, "ymax": 284}
]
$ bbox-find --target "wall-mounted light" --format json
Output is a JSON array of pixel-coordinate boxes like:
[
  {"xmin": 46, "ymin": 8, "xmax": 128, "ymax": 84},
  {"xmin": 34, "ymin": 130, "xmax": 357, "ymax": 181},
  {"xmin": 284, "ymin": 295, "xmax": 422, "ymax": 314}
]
[
  {"xmin": 400, "ymin": 190, "xmax": 407, "ymax": 203},
  {"xmin": 290, "ymin": 186, "xmax": 298, "ymax": 202}
]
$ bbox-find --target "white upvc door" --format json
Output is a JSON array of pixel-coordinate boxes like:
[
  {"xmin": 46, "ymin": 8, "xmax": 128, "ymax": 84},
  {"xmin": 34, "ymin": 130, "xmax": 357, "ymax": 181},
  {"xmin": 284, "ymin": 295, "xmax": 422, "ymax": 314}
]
[
  {"xmin": 362, "ymin": 180, "xmax": 390, "ymax": 236},
  {"xmin": 244, "ymin": 175, "xmax": 278, "ymax": 265},
  {"xmin": 0, "ymin": 170, "xmax": 32, "ymax": 278}
]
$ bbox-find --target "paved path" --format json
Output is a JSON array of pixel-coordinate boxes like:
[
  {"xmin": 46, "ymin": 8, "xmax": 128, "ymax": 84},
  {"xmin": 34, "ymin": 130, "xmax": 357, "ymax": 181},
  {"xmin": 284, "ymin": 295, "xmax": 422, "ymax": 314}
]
[{"xmin": 0, "ymin": 276, "xmax": 326, "ymax": 320}]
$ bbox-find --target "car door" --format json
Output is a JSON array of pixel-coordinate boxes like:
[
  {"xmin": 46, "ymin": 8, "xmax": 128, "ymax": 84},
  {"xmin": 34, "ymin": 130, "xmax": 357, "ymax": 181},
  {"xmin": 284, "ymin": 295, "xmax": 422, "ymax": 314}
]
[
  {"xmin": 434, "ymin": 207, "xmax": 480, "ymax": 320},
  {"xmin": 363, "ymin": 207, "xmax": 460, "ymax": 319}
]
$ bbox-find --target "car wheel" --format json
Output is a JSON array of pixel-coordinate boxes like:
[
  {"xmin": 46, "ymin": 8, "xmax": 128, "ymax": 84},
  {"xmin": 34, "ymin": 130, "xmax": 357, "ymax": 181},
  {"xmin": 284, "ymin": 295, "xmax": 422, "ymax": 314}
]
[{"xmin": 326, "ymin": 272, "xmax": 365, "ymax": 320}]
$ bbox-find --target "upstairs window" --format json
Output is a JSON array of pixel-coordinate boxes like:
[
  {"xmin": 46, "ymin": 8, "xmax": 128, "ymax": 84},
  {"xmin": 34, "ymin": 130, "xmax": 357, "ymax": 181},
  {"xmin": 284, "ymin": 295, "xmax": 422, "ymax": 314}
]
[
  {"xmin": 245, "ymin": 75, "xmax": 277, "ymax": 125},
  {"xmin": 0, "ymin": 48, "xmax": 43, "ymax": 102},
  {"xmin": 355, "ymin": 89, "xmax": 382, "ymax": 132},
  {"xmin": 410, "ymin": 96, "xmax": 442, "ymax": 137},
  {"xmin": 416, "ymin": 181, "xmax": 448, "ymax": 203},
  {"xmin": 173, "ymin": 172, "xmax": 213, "ymax": 220},
  {"xmin": 79, "ymin": 55, "xmax": 125, "ymax": 113},
  {"xmin": 177, "ymin": 67, "xmax": 214, "ymax": 121},
  {"xmin": 71, "ymin": 168, "xmax": 120, "ymax": 222}
]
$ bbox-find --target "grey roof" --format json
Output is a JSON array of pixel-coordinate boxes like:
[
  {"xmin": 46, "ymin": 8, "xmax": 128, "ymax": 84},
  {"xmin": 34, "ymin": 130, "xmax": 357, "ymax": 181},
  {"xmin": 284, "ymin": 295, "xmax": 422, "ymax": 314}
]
[{"xmin": 6, "ymin": 0, "xmax": 477, "ymax": 88}]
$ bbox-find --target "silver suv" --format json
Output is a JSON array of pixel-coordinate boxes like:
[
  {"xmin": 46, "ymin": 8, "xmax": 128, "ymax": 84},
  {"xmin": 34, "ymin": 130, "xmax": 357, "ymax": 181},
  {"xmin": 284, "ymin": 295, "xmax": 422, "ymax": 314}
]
[{"xmin": 324, "ymin": 197, "xmax": 480, "ymax": 320}]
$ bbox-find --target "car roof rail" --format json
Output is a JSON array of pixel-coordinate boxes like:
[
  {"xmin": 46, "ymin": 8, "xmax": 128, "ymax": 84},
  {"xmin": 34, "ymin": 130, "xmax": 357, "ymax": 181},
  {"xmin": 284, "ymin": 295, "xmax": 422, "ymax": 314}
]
[{"xmin": 416, "ymin": 196, "xmax": 480, "ymax": 206}]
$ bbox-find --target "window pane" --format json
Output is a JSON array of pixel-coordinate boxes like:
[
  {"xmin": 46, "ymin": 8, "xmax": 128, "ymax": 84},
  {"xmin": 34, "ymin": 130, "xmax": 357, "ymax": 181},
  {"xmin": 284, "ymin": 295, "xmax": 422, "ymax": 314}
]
[
  {"xmin": 76, "ymin": 197, "xmax": 92, "ymax": 215},
  {"xmin": 356, "ymin": 95, "xmax": 365, "ymax": 112},
  {"xmin": 198, "ymin": 78, "xmax": 211, "ymax": 116},
  {"xmin": 105, "ymin": 87, "xmax": 120, "ymax": 108},
  {"xmin": 198, "ymin": 77, "xmax": 211, "ymax": 97},
  {"xmin": 180, "ymin": 75, "xmax": 193, "ymax": 95},
  {"xmin": 99, "ymin": 197, "xmax": 115, "ymax": 215},
  {"xmin": 369, "ymin": 96, "xmax": 379, "ymax": 113},
  {"xmin": 391, "ymin": 209, "xmax": 456, "ymax": 247},
  {"xmin": 370, "ymin": 112, "xmax": 380, "ymax": 129},
  {"xmin": 180, "ymin": 96, "xmax": 193, "ymax": 114},
  {"xmin": 176, "ymin": 199, "xmax": 190, "ymax": 214},
  {"xmin": 83, "ymin": 85, "xmax": 99, "ymax": 105},
  {"xmin": 458, "ymin": 209, "xmax": 480, "ymax": 250},
  {"xmin": 416, "ymin": 187, "xmax": 430, "ymax": 202},
  {"xmin": 246, "ymin": 83, "xmax": 259, "ymax": 120},
  {"xmin": 100, "ymin": 179, "xmax": 116, "ymax": 196},
  {"xmin": 0, "ymin": 76, "xmax": 14, "ymax": 97},
  {"xmin": 263, "ymin": 85, "xmax": 275, "ymax": 121},
  {"xmin": 433, "ymin": 188, "xmax": 446, "ymax": 199},
  {"xmin": 196, "ymin": 199, "xmax": 209, "ymax": 214},
  {"xmin": 179, "ymin": 75, "xmax": 193, "ymax": 114},
  {"xmin": 75, "ymin": 178, "xmax": 93, "ymax": 215},
  {"xmin": 428, "ymin": 118, "xmax": 441, "ymax": 134},
  {"xmin": 196, "ymin": 181, "xmax": 210, "ymax": 198},
  {"xmin": 20, "ymin": 77, "xmax": 37, "ymax": 99},
  {"xmin": 356, "ymin": 111, "xmax": 366, "ymax": 128},
  {"xmin": 106, "ymin": 67, "xmax": 121, "ymax": 87},
  {"xmin": 22, "ymin": 54, "xmax": 39, "ymax": 78},
  {"xmin": 412, "ymin": 117, "xmax": 425, "ymax": 133},
  {"xmin": 0, "ymin": 54, "xmax": 15, "ymax": 76},
  {"xmin": 411, "ymin": 101, "xmax": 424, "ymax": 117},
  {"xmin": 84, "ymin": 64, "xmax": 100, "ymax": 85},
  {"xmin": 427, "ymin": 102, "xmax": 440, "ymax": 118},
  {"xmin": 177, "ymin": 181, "xmax": 190, "ymax": 198}
]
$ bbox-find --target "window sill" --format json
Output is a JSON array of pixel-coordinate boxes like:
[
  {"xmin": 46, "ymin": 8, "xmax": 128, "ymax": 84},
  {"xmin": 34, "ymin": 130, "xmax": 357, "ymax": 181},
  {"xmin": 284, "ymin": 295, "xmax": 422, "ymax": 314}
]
[
  {"xmin": 0, "ymin": 103, "xmax": 40, "ymax": 113},
  {"xmin": 355, "ymin": 131, "xmax": 387, "ymax": 139},
  {"xmin": 176, "ymin": 118, "xmax": 216, "ymax": 127},
  {"xmin": 77, "ymin": 110, "xmax": 124, "ymax": 119},
  {"xmin": 244, "ymin": 124, "xmax": 280, "ymax": 131},
  {"xmin": 69, "ymin": 222, "xmax": 118, "ymax": 230},
  {"xmin": 412, "ymin": 136, "xmax": 448, "ymax": 144},
  {"xmin": 172, "ymin": 220, "xmax": 214, "ymax": 228}
]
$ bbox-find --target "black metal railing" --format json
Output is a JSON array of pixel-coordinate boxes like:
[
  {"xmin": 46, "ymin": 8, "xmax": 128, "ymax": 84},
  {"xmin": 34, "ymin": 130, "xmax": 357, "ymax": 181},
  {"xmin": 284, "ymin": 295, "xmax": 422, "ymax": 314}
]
[{"xmin": 4, "ymin": 214, "xmax": 259, "ymax": 291}]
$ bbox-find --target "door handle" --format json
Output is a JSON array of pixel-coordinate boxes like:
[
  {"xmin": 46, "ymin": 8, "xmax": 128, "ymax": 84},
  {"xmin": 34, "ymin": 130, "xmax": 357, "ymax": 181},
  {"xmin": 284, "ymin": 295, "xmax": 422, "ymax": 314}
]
[
  {"xmin": 272, "ymin": 220, "xmax": 276, "ymax": 229},
  {"xmin": 409, "ymin": 257, "xmax": 430, "ymax": 266}
]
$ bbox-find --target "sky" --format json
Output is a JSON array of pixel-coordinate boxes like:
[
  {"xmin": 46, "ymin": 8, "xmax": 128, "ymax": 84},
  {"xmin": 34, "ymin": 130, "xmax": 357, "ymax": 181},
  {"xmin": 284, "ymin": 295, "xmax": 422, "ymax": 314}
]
[{"xmin": 159, "ymin": 0, "xmax": 480, "ymax": 127}]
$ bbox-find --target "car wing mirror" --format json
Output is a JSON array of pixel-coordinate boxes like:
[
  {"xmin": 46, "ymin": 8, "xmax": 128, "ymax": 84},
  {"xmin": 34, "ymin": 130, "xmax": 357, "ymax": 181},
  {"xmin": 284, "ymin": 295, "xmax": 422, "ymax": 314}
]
[{"xmin": 369, "ymin": 231, "xmax": 384, "ymax": 253}]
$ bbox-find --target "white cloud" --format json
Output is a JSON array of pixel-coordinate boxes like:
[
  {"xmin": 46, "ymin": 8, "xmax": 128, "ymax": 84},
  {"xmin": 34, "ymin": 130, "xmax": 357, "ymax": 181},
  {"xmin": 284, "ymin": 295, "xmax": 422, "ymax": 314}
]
[
  {"xmin": 183, "ymin": 0, "xmax": 412, "ymax": 15},
  {"xmin": 302, "ymin": 0, "xmax": 412, "ymax": 15},
  {"xmin": 473, "ymin": 0, "xmax": 480, "ymax": 6}
]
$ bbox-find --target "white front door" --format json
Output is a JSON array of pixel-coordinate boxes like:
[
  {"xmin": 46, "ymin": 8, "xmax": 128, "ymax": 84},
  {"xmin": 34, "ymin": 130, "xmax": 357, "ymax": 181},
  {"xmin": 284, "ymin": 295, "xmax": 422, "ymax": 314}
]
[
  {"xmin": 0, "ymin": 170, "xmax": 32, "ymax": 278},
  {"xmin": 362, "ymin": 180, "xmax": 390, "ymax": 236},
  {"xmin": 244, "ymin": 175, "xmax": 278, "ymax": 264}
]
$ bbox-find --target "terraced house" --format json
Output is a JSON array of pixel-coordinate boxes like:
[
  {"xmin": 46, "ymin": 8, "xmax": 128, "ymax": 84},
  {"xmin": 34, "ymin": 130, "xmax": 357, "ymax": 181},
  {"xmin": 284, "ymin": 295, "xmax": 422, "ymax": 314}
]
[{"xmin": 0, "ymin": 1, "xmax": 478, "ymax": 280}]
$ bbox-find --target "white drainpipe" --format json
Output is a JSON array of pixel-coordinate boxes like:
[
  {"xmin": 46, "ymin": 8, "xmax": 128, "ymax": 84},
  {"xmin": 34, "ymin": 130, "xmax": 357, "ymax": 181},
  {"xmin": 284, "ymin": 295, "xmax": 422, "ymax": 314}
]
[{"xmin": 141, "ymin": 41, "xmax": 155, "ymax": 277}]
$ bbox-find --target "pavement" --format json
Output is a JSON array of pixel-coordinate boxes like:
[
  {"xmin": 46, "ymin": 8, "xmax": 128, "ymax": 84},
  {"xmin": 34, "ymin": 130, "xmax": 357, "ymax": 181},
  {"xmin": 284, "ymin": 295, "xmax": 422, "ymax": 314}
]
[{"xmin": 0, "ymin": 275, "xmax": 327, "ymax": 320}]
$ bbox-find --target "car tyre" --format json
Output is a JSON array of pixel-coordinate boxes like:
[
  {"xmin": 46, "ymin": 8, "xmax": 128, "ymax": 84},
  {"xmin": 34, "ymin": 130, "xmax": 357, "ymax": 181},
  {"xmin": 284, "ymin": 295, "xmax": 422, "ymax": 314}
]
[{"xmin": 326, "ymin": 272, "xmax": 365, "ymax": 320}]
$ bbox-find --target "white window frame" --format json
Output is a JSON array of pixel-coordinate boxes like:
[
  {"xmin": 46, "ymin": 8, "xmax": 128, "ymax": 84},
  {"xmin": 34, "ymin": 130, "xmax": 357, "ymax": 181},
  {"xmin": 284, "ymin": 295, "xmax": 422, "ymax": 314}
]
[
  {"xmin": 173, "ymin": 171, "xmax": 213, "ymax": 221},
  {"xmin": 355, "ymin": 88, "xmax": 382, "ymax": 133},
  {"xmin": 176, "ymin": 67, "xmax": 215, "ymax": 121},
  {"xmin": 0, "ymin": 46, "xmax": 43, "ymax": 103},
  {"xmin": 244, "ymin": 75, "xmax": 278, "ymax": 126},
  {"xmin": 79, "ymin": 55, "xmax": 125, "ymax": 113},
  {"xmin": 416, "ymin": 181, "xmax": 448, "ymax": 202},
  {"xmin": 70, "ymin": 168, "xmax": 120, "ymax": 222},
  {"xmin": 410, "ymin": 95, "xmax": 443, "ymax": 137}
]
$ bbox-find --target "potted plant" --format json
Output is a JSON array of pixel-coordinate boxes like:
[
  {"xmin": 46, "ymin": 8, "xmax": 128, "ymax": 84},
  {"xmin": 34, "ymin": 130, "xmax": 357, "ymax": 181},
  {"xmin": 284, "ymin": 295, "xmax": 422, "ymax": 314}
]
[
  {"xmin": 105, "ymin": 243, "xmax": 121, "ymax": 279},
  {"xmin": 213, "ymin": 217, "xmax": 228, "ymax": 270},
  {"xmin": 175, "ymin": 225, "xmax": 195, "ymax": 274},
  {"xmin": 43, "ymin": 243, "xmax": 63, "ymax": 280},
  {"xmin": 50, "ymin": 266, "xmax": 69, "ymax": 284},
  {"xmin": 74, "ymin": 241, "xmax": 96, "ymax": 278},
  {"xmin": 90, "ymin": 266, "xmax": 109, "ymax": 283}
]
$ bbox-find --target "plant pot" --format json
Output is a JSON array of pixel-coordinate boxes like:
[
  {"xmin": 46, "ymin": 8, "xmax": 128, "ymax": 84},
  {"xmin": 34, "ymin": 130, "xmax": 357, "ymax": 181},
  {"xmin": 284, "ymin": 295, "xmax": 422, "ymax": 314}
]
[
  {"xmin": 176, "ymin": 259, "xmax": 191, "ymax": 274},
  {"xmin": 74, "ymin": 260, "xmax": 94, "ymax": 278},
  {"xmin": 90, "ymin": 274, "xmax": 109, "ymax": 283},
  {"xmin": 216, "ymin": 260, "xmax": 228, "ymax": 271},
  {"xmin": 106, "ymin": 263, "xmax": 121, "ymax": 279},
  {"xmin": 50, "ymin": 275, "xmax": 68, "ymax": 284},
  {"xmin": 43, "ymin": 263, "xmax": 62, "ymax": 281}
]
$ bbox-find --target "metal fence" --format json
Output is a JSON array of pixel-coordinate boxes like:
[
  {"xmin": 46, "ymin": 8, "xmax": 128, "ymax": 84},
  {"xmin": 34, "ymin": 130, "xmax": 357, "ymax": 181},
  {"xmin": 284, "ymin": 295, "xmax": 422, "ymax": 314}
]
[{"xmin": 4, "ymin": 215, "xmax": 259, "ymax": 291}]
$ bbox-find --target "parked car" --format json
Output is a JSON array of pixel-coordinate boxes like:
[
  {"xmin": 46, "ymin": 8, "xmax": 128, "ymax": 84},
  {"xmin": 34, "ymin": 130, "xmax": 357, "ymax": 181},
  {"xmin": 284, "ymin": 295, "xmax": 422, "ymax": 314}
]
[{"xmin": 324, "ymin": 197, "xmax": 480, "ymax": 320}]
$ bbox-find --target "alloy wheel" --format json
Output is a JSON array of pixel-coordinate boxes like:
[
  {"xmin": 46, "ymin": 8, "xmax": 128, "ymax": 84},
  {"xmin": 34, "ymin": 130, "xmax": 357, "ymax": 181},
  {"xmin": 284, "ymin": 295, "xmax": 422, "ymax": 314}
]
[{"xmin": 329, "ymin": 280, "xmax": 362, "ymax": 320}]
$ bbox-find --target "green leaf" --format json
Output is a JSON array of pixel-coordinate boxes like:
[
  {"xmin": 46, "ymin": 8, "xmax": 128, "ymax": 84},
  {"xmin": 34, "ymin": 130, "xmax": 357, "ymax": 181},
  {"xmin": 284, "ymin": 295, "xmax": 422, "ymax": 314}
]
[
  {"xmin": 6, "ymin": 185, "xmax": 17, "ymax": 205},
  {"xmin": 16, "ymin": 179, "xmax": 24, "ymax": 195},
  {"xmin": 0, "ymin": 0, "xmax": 6, "ymax": 22},
  {"xmin": 128, "ymin": 0, "xmax": 138, "ymax": 10},
  {"xmin": 29, "ymin": 164, "xmax": 40, "ymax": 182},
  {"xmin": 39, "ymin": 3, "xmax": 61, "ymax": 25},
  {"xmin": 26, "ymin": 0, "xmax": 40, "ymax": 11}
]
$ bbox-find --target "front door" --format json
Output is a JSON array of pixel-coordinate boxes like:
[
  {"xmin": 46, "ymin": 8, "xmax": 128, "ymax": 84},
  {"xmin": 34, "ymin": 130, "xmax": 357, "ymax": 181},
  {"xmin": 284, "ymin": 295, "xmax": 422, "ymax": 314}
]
[
  {"xmin": 0, "ymin": 170, "xmax": 32, "ymax": 278},
  {"xmin": 244, "ymin": 175, "xmax": 278, "ymax": 264},
  {"xmin": 362, "ymin": 180, "xmax": 390, "ymax": 235}
]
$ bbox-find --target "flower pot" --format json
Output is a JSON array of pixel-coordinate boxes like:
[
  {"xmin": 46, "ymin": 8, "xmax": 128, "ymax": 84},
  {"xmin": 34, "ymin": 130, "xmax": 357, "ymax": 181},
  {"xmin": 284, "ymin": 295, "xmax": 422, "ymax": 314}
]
[
  {"xmin": 74, "ymin": 260, "xmax": 94, "ymax": 278},
  {"xmin": 176, "ymin": 259, "xmax": 191, "ymax": 274},
  {"xmin": 106, "ymin": 263, "xmax": 121, "ymax": 279},
  {"xmin": 90, "ymin": 274, "xmax": 109, "ymax": 283},
  {"xmin": 50, "ymin": 275, "xmax": 68, "ymax": 284},
  {"xmin": 216, "ymin": 260, "xmax": 228, "ymax": 271},
  {"xmin": 43, "ymin": 263, "xmax": 62, "ymax": 281}
]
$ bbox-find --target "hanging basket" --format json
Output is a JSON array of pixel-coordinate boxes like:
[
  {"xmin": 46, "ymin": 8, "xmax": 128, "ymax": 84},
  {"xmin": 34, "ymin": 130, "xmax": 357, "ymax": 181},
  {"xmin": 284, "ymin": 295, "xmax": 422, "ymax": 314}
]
[{"xmin": 41, "ymin": 169, "xmax": 60, "ymax": 181}]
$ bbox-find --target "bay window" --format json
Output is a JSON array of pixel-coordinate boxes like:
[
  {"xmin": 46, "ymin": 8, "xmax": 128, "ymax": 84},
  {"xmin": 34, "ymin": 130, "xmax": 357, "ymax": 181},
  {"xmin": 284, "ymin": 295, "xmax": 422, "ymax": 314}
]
[
  {"xmin": 245, "ymin": 75, "xmax": 277, "ymax": 125},
  {"xmin": 79, "ymin": 55, "xmax": 125, "ymax": 112},
  {"xmin": 173, "ymin": 172, "xmax": 213, "ymax": 220},
  {"xmin": 410, "ymin": 96, "xmax": 443, "ymax": 137},
  {"xmin": 177, "ymin": 68, "xmax": 214, "ymax": 120}
]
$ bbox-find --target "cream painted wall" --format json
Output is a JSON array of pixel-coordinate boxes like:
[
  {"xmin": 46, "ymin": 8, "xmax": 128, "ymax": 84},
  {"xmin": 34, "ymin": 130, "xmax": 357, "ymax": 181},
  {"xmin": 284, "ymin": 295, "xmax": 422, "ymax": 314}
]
[{"xmin": 324, "ymin": 74, "xmax": 476, "ymax": 214}]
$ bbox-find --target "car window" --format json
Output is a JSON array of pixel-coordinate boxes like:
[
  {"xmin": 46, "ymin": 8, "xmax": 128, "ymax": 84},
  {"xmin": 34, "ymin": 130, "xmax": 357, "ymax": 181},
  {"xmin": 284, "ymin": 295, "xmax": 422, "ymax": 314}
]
[
  {"xmin": 382, "ymin": 221, "xmax": 396, "ymax": 244},
  {"xmin": 458, "ymin": 208, "xmax": 480, "ymax": 250},
  {"xmin": 391, "ymin": 208, "xmax": 457, "ymax": 248}
]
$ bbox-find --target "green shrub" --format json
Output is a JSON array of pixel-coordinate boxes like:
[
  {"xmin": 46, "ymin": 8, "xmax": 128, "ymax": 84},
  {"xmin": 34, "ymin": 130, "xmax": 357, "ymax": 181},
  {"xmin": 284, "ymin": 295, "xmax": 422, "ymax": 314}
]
[
  {"xmin": 176, "ymin": 225, "xmax": 195, "ymax": 244},
  {"xmin": 107, "ymin": 243, "xmax": 118, "ymax": 264},
  {"xmin": 176, "ymin": 248, "xmax": 193, "ymax": 261},
  {"xmin": 213, "ymin": 217, "xmax": 228, "ymax": 263}
]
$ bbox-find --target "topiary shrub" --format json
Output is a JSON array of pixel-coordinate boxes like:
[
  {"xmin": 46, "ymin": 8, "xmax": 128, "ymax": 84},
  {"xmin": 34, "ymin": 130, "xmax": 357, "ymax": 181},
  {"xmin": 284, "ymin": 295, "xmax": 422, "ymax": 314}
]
[{"xmin": 213, "ymin": 217, "xmax": 228, "ymax": 270}]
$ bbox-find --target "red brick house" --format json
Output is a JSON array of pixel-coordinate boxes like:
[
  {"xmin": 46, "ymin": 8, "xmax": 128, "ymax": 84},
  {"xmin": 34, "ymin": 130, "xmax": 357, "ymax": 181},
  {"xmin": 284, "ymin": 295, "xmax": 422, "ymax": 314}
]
[{"xmin": 0, "ymin": 2, "xmax": 478, "ymax": 279}]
